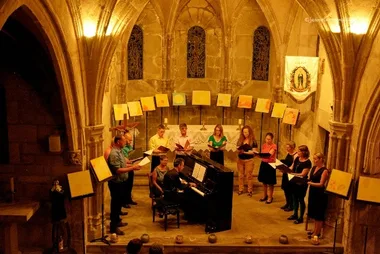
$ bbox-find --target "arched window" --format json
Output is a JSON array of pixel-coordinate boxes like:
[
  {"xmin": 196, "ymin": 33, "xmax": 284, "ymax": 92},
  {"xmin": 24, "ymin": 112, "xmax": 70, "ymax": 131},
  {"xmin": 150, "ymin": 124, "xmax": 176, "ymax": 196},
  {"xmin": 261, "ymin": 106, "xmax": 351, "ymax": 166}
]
[
  {"xmin": 187, "ymin": 26, "xmax": 205, "ymax": 78},
  {"xmin": 252, "ymin": 26, "xmax": 270, "ymax": 81},
  {"xmin": 128, "ymin": 25, "xmax": 143, "ymax": 80}
]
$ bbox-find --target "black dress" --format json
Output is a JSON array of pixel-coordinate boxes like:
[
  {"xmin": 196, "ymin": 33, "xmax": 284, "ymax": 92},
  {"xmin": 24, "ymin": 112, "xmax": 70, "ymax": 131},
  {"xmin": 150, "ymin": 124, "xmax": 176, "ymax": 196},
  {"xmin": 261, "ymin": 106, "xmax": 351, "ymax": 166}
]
[
  {"xmin": 280, "ymin": 153, "xmax": 296, "ymax": 190},
  {"xmin": 308, "ymin": 166, "xmax": 328, "ymax": 221}
]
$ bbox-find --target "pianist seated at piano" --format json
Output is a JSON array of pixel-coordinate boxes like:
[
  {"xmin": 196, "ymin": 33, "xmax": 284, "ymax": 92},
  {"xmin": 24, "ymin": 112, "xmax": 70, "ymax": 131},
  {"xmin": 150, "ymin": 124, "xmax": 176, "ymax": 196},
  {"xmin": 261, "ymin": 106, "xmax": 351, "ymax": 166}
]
[
  {"xmin": 151, "ymin": 155, "xmax": 169, "ymax": 198},
  {"xmin": 163, "ymin": 158, "xmax": 196, "ymax": 219}
]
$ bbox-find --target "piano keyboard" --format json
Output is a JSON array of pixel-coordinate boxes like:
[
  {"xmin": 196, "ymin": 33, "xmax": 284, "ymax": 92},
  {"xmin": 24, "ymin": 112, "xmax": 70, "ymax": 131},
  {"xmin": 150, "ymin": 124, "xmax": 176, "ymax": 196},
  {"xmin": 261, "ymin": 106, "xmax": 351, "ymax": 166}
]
[{"xmin": 191, "ymin": 186, "xmax": 205, "ymax": 197}]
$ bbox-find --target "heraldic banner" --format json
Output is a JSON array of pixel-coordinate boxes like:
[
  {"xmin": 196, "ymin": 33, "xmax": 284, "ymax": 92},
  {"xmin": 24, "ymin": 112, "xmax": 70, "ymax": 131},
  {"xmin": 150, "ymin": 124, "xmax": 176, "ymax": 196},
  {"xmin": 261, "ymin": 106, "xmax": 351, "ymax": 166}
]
[{"xmin": 284, "ymin": 56, "xmax": 319, "ymax": 101}]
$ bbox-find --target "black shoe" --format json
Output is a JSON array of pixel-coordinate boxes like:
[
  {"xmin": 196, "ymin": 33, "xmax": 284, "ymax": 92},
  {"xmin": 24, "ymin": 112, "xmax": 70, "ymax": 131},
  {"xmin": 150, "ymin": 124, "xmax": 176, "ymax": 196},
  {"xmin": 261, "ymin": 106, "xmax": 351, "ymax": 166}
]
[
  {"xmin": 284, "ymin": 207, "xmax": 293, "ymax": 212},
  {"xmin": 294, "ymin": 218, "xmax": 303, "ymax": 224},
  {"xmin": 265, "ymin": 198, "xmax": 273, "ymax": 204},
  {"xmin": 287, "ymin": 215, "xmax": 298, "ymax": 220},
  {"xmin": 129, "ymin": 201, "xmax": 138, "ymax": 205},
  {"xmin": 120, "ymin": 211, "xmax": 128, "ymax": 216},
  {"xmin": 259, "ymin": 196, "xmax": 268, "ymax": 202},
  {"xmin": 110, "ymin": 228, "xmax": 125, "ymax": 235},
  {"xmin": 280, "ymin": 204, "xmax": 288, "ymax": 209},
  {"xmin": 117, "ymin": 221, "xmax": 128, "ymax": 227},
  {"xmin": 123, "ymin": 204, "xmax": 131, "ymax": 209},
  {"xmin": 307, "ymin": 231, "xmax": 314, "ymax": 235}
]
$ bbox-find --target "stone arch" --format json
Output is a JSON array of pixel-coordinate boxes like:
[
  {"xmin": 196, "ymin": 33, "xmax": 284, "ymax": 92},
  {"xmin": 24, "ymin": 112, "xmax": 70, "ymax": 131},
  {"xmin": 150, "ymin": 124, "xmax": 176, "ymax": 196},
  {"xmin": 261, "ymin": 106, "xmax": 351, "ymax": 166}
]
[
  {"xmin": 349, "ymin": 6, "xmax": 380, "ymax": 122},
  {"xmin": 0, "ymin": 1, "xmax": 85, "ymax": 154},
  {"xmin": 90, "ymin": 0, "xmax": 150, "ymax": 125},
  {"xmin": 294, "ymin": 0, "xmax": 342, "ymax": 121},
  {"xmin": 357, "ymin": 80, "xmax": 380, "ymax": 175},
  {"xmin": 118, "ymin": 0, "xmax": 164, "ymax": 103}
]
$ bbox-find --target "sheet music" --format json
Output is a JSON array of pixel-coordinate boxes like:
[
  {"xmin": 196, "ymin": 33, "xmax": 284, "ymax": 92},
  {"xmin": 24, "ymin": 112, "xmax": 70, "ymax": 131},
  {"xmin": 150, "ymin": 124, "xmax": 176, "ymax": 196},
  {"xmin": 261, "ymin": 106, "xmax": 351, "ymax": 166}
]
[
  {"xmin": 192, "ymin": 162, "xmax": 207, "ymax": 182},
  {"xmin": 288, "ymin": 174, "xmax": 295, "ymax": 181},
  {"xmin": 269, "ymin": 159, "xmax": 284, "ymax": 169},
  {"xmin": 138, "ymin": 157, "xmax": 151, "ymax": 166},
  {"xmin": 144, "ymin": 149, "xmax": 153, "ymax": 155}
]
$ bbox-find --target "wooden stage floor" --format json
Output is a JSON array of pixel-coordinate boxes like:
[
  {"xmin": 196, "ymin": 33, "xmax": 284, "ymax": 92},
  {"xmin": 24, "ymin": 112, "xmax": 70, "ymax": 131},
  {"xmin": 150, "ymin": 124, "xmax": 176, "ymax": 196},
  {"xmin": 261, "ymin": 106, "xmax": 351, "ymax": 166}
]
[{"xmin": 87, "ymin": 187, "xmax": 343, "ymax": 254}]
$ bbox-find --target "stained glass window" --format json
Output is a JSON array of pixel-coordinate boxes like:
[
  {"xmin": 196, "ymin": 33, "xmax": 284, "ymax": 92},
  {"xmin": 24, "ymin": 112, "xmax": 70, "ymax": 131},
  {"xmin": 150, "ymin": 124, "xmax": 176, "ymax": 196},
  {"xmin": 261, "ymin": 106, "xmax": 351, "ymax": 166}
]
[
  {"xmin": 252, "ymin": 26, "xmax": 270, "ymax": 81},
  {"xmin": 187, "ymin": 26, "xmax": 205, "ymax": 78},
  {"xmin": 128, "ymin": 25, "xmax": 143, "ymax": 80}
]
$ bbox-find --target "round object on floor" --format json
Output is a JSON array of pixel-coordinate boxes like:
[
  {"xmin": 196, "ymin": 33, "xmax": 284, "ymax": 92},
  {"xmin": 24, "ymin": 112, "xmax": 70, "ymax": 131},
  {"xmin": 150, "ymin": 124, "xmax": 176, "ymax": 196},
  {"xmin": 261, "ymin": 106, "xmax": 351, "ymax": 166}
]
[
  {"xmin": 279, "ymin": 235, "xmax": 289, "ymax": 244},
  {"xmin": 175, "ymin": 235, "xmax": 184, "ymax": 244},
  {"xmin": 140, "ymin": 233, "xmax": 150, "ymax": 243},
  {"xmin": 245, "ymin": 235, "xmax": 253, "ymax": 244},
  {"xmin": 208, "ymin": 234, "xmax": 217, "ymax": 243}
]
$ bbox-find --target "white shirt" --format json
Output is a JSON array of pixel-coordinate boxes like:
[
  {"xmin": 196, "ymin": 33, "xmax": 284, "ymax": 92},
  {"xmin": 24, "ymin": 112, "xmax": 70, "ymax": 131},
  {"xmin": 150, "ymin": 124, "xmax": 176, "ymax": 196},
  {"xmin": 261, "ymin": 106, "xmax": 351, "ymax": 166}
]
[{"xmin": 175, "ymin": 135, "xmax": 193, "ymax": 154}]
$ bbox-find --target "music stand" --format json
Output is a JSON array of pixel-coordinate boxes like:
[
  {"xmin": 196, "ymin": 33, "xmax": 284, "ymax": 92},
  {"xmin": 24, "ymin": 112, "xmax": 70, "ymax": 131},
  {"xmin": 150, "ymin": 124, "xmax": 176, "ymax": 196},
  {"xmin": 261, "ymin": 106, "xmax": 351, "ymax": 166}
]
[{"xmin": 89, "ymin": 156, "xmax": 114, "ymax": 245}]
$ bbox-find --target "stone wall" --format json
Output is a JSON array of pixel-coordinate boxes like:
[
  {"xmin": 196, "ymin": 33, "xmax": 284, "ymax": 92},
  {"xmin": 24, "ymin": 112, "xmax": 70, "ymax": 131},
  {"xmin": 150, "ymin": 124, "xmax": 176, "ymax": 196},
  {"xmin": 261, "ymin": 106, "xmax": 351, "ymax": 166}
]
[
  {"xmin": 108, "ymin": 0, "xmax": 281, "ymax": 161},
  {"xmin": 0, "ymin": 72, "xmax": 83, "ymax": 253},
  {"xmin": 282, "ymin": 9, "xmax": 325, "ymax": 156}
]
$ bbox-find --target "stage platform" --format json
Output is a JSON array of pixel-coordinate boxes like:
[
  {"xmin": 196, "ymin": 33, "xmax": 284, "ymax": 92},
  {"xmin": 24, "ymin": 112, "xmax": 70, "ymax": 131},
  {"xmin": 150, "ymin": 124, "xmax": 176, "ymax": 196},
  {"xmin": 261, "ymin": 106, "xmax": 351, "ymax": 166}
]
[{"xmin": 87, "ymin": 187, "xmax": 343, "ymax": 254}]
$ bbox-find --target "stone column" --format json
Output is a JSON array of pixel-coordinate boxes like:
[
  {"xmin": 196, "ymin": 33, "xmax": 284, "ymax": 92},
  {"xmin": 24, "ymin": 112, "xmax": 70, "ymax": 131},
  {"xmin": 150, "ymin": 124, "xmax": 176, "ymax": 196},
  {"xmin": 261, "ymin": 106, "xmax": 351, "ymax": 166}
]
[
  {"xmin": 85, "ymin": 124, "xmax": 105, "ymax": 240},
  {"xmin": 324, "ymin": 121, "xmax": 353, "ymax": 239},
  {"xmin": 219, "ymin": 79, "xmax": 233, "ymax": 125}
]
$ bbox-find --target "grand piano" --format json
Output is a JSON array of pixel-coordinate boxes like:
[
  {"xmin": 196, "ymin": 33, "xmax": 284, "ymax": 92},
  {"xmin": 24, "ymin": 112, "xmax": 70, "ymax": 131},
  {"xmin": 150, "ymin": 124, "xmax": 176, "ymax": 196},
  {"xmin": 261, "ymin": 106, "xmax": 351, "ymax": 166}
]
[{"xmin": 179, "ymin": 152, "xmax": 234, "ymax": 233}]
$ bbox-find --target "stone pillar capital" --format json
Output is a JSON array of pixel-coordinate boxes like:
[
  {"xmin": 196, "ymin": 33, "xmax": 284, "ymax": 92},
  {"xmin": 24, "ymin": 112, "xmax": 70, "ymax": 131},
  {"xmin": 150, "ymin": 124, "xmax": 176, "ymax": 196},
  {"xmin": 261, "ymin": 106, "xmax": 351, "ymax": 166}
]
[
  {"xmin": 66, "ymin": 150, "xmax": 83, "ymax": 166},
  {"xmin": 329, "ymin": 121, "xmax": 353, "ymax": 138},
  {"xmin": 85, "ymin": 124, "xmax": 105, "ymax": 144}
]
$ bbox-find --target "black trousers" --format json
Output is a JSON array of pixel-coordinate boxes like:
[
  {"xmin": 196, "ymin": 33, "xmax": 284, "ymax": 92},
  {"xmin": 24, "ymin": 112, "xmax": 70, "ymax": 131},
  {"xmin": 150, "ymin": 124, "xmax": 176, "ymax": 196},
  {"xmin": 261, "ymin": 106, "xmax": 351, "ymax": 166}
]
[
  {"xmin": 108, "ymin": 181, "xmax": 123, "ymax": 232},
  {"xmin": 123, "ymin": 171, "xmax": 134, "ymax": 204}
]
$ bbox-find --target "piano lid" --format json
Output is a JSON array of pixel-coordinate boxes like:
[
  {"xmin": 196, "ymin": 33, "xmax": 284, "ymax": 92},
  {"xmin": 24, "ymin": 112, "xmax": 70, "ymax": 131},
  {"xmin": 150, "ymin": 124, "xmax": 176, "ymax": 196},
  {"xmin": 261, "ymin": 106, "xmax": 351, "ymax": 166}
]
[{"xmin": 190, "ymin": 151, "xmax": 234, "ymax": 173}]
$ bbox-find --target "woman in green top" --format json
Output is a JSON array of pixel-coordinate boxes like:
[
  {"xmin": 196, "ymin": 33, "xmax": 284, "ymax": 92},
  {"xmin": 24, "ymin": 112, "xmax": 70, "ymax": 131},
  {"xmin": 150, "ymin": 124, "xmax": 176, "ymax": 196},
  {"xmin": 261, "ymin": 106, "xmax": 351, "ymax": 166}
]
[{"xmin": 208, "ymin": 124, "xmax": 227, "ymax": 165}]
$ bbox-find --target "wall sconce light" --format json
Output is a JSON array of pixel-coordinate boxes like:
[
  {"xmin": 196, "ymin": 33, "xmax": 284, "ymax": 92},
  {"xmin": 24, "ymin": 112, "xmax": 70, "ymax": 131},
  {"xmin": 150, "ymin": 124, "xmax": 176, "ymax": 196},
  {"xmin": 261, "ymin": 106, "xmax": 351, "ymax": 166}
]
[
  {"xmin": 83, "ymin": 19, "xmax": 97, "ymax": 38},
  {"xmin": 49, "ymin": 132, "xmax": 62, "ymax": 153}
]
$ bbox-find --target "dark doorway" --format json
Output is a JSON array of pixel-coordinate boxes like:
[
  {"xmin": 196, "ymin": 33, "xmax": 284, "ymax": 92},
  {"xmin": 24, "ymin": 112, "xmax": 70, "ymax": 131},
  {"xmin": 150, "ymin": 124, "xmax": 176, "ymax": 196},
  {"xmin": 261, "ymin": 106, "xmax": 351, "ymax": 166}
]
[{"xmin": 0, "ymin": 85, "xmax": 9, "ymax": 164}]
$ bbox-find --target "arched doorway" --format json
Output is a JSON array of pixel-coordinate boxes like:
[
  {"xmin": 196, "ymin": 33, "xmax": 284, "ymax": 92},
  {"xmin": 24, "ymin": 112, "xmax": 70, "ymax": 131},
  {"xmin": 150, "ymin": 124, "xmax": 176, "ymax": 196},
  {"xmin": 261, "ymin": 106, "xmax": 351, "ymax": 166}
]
[{"xmin": 0, "ymin": 5, "xmax": 85, "ymax": 253}]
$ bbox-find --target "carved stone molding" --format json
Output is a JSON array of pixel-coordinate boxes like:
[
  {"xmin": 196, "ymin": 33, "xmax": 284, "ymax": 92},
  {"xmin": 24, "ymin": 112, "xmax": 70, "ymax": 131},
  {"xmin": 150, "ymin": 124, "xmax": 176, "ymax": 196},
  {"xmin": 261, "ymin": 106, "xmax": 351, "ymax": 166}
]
[
  {"xmin": 329, "ymin": 121, "xmax": 353, "ymax": 138},
  {"xmin": 161, "ymin": 79, "xmax": 174, "ymax": 93},
  {"xmin": 85, "ymin": 125, "xmax": 105, "ymax": 145},
  {"xmin": 328, "ymin": 120, "xmax": 353, "ymax": 172},
  {"xmin": 66, "ymin": 150, "xmax": 82, "ymax": 166}
]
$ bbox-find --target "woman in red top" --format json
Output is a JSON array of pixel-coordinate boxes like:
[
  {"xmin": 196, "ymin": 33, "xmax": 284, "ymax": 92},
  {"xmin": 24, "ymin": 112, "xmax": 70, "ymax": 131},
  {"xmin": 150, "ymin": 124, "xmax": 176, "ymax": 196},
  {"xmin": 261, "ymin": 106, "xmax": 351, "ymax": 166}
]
[{"xmin": 257, "ymin": 132, "xmax": 277, "ymax": 204}]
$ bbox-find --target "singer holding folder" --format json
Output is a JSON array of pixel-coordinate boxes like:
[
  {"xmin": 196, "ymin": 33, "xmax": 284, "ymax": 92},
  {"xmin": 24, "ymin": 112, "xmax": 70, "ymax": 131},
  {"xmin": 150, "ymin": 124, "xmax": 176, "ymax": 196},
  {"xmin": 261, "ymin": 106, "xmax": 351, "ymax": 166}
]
[
  {"xmin": 257, "ymin": 133, "xmax": 277, "ymax": 204},
  {"xmin": 174, "ymin": 123, "xmax": 193, "ymax": 159},
  {"xmin": 236, "ymin": 126, "xmax": 258, "ymax": 197},
  {"xmin": 149, "ymin": 124, "xmax": 169, "ymax": 172},
  {"xmin": 208, "ymin": 124, "xmax": 227, "ymax": 165},
  {"xmin": 287, "ymin": 145, "xmax": 311, "ymax": 224}
]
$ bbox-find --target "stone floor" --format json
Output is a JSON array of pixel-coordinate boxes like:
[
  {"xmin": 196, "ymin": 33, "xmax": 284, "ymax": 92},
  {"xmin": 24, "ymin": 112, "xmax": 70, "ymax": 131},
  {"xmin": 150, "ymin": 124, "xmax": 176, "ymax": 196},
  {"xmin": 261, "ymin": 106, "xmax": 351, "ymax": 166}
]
[{"xmin": 87, "ymin": 186, "xmax": 343, "ymax": 253}]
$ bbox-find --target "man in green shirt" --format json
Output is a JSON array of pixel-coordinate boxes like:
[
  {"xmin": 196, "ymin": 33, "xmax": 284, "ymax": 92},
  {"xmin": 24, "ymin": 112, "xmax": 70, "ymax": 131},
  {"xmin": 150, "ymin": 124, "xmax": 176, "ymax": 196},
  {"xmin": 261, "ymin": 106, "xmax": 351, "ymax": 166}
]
[{"xmin": 122, "ymin": 132, "xmax": 138, "ymax": 207}]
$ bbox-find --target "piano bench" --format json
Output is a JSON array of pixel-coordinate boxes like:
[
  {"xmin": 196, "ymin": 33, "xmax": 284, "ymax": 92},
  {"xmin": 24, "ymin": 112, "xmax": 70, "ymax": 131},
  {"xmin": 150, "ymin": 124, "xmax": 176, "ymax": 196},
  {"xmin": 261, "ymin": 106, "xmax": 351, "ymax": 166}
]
[{"xmin": 153, "ymin": 199, "xmax": 180, "ymax": 231}]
